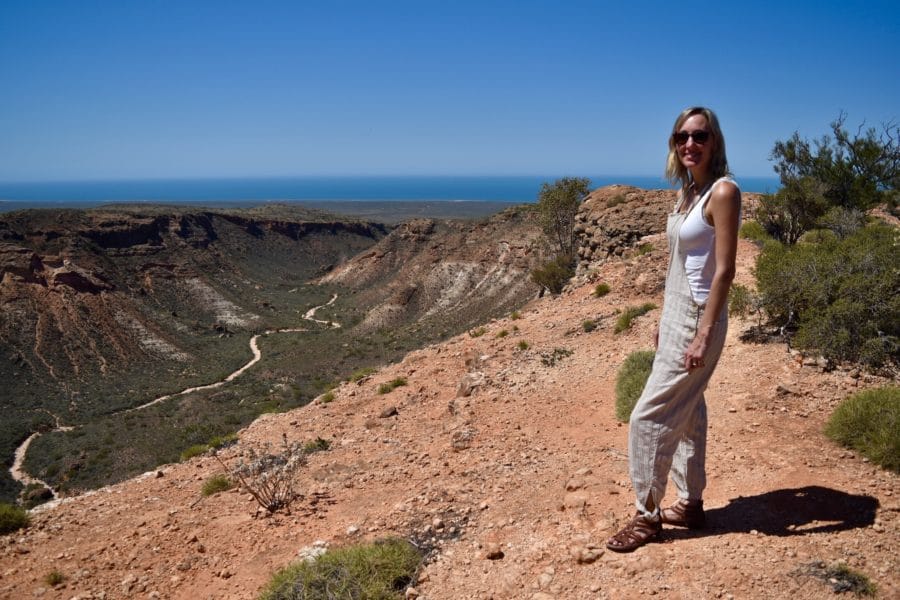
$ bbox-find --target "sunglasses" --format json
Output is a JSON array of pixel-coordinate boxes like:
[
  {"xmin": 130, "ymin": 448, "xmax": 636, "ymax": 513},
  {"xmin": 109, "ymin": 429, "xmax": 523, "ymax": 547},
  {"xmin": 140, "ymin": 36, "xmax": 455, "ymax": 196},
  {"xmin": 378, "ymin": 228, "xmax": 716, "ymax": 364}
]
[{"xmin": 672, "ymin": 130, "xmax": 711, "ymax": 145}]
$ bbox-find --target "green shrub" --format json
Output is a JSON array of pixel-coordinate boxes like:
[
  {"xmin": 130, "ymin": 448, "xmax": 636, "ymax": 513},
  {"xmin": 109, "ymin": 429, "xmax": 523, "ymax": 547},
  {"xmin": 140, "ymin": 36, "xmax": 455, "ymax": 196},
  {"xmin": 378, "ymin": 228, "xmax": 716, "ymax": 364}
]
[
  {"xmin": 614, "ymin": 303, "xmax": 657, "ymax": 334},
  {"xmin": 825, "ymin": 386, "xmax": 899, "ymax": 472},
  {"xmin": 180, "ymin": 444, "xmax": 209, "ymax": 461},
  {"xmin": 531, "ymin": 254, "xmax": 575, "ymax": 295},
  {"xmin": 349, "ymin": 367, "xmax": 376, "ymax": 382},
  {"xmin": 207, "ymin": 433, "xmax": 238, "ymax": 450},
  {"xmin": 755, "ymin": 224, "xmax": 898, "ymax": 367},
  {"xmin": 44, "ymin": 570, "xmax": 65, "ymax": 586},
  {"xmin": 635, "ymin": 243, "xmax": 653, "ymax": 256},
  {"xmin": 510, "ymin": 311, "xmax": 522, "ymax": 320},
  {"xmin": 303, "ymin": 437, "xmax": 331, "ymax": 454},
  {"xmin": 319, "ymin": 391, "xmax": 335, "ymax": 403},
  {"xmin": 516, "ymin": 340, "xmax": 529, "ymax": 351},
  {"xmin": 592, "ymin": 283, "xmax": 611, "ymax": 297},
  {"xmin": 201, "ymin": 474, "xmax": 234, "ymax": 497},
  {"xmin": 469, "ymin": 327, "xmax": 487, "ymax": 338},
  {"xmin": 259, "ymin": 537, "xmax": 422, "ymax": 600},
  {"xmin": 614, "ymin": 350, "xmax": 656, "ymax": 422},
  {"xmin": 0, "ymin": 503, "xmax": 30, "ymax": 534},
  {"xmin": 377, "ymin": 378, "xmax": 407, "ymax": 394},
  {"xmin": 495, "ymin": 329, "xmax": 509, "ymax": 338},
  {"xmin": 582, "ymin": 319, "xmax": 597, "ymax": 333},
  {"xmin": 738, "ymin": 220, "xmax": 770, "ymax": 243}
]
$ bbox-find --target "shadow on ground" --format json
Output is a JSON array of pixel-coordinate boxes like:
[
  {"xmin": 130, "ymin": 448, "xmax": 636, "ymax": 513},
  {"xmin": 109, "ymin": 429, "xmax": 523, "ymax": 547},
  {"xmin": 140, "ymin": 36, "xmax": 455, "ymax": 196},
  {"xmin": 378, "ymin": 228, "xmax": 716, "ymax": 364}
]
[{"xmin": 666, "ymin": 486, "xmax": 878, "ymax": 540}]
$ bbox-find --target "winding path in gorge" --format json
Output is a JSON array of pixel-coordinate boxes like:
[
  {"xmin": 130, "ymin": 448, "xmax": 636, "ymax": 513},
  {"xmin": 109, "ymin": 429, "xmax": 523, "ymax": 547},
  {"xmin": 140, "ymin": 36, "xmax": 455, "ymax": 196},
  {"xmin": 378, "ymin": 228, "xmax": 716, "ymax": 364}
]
[{"xmin": 9, "ymin": 294, "xmax": 340, "ymax": 500}]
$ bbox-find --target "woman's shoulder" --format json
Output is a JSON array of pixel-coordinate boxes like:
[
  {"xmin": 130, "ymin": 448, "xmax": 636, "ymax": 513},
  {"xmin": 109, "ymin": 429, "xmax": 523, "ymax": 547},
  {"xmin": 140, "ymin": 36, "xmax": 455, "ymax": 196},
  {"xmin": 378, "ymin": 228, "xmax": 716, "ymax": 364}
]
[{"xmin": 710, "ymin": 177, "xmax": 741, "ymax": 203}]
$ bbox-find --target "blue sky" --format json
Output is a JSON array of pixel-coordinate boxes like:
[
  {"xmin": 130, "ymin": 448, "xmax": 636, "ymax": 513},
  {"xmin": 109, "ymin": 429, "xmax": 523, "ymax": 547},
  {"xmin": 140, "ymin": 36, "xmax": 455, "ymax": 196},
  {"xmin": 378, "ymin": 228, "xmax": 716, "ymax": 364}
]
[{"xmin": 1, "ymin": 0, "xmax": 898, "ymax": 182}]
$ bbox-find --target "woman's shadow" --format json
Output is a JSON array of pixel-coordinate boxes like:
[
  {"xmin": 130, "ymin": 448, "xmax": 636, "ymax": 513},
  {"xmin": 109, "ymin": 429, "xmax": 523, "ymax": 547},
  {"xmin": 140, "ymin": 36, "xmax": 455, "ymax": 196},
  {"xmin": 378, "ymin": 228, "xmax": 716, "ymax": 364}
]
[{"xmin": 665, "ymin": 486, "xmax": 878, "ymax": 539}]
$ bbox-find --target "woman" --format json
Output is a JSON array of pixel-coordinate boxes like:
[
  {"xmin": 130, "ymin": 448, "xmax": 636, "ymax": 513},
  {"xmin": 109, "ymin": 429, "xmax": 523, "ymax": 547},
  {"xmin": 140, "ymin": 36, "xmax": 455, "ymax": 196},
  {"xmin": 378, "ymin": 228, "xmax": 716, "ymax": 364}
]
[{"xmin": 606, "ymin": 107, "xmax": 741, "ymax": 552}]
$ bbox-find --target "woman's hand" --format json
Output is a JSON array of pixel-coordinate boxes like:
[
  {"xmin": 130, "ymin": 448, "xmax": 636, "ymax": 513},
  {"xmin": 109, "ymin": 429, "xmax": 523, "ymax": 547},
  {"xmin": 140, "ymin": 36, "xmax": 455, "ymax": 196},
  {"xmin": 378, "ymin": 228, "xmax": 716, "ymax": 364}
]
[{"xmin": 683, "ymin": 330, "xmax": 710, "ymax": 370}]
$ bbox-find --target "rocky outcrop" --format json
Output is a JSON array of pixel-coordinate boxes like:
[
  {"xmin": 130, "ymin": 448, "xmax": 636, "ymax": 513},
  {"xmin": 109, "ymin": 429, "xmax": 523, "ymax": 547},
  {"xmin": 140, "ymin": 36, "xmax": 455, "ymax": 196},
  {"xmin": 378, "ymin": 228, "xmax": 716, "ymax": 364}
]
[
  {"xmin": 320, "ymin": 209, "xmax": 546, "ymax": 331},
  {"xmin": 573, "ymin": 185, "xmax": 675, "ymax": 271}
]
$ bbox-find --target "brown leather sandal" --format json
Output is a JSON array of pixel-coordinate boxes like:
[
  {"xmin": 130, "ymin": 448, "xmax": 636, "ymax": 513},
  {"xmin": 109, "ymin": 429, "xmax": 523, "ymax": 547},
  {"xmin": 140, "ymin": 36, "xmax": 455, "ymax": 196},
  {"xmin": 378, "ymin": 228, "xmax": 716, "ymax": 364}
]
[
  {"xmin": 605, "ymin": 512, "xmax": 662, "ymax": 553},
  {"xmin": 660, "ymin": 499, "xmax": 705, "ymax": 529}
]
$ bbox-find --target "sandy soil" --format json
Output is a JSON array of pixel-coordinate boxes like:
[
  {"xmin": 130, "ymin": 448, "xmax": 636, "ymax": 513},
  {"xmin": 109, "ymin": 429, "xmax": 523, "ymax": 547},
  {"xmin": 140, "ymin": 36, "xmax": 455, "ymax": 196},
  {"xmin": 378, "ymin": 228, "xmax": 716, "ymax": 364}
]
[{"xmin": 1, "ymin": 237, "xmax": 896, "ymax": 600}]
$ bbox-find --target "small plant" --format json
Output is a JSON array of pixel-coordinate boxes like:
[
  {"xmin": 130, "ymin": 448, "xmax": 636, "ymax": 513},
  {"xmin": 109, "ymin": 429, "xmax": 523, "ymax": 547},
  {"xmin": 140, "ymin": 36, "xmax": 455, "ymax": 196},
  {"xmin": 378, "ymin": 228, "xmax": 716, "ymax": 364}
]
[
  {"xmin": 319, "ymin": 390, "xmax": 335, "ymax": 403},
  {"xmin": 378, "ymin": 377, "xmax": 408, "ymax": 394},
  {"xmin": 180, "ymin": 444, "xmax": 209, "ymax": 462},
  {"xmin": 201, "ymin": 474, "xmax": 234, "ymax": 497},
  {"xmin": 510, "ymin": 311, "xmax": 522, "ymax": 320},
  {"xmin": 615, "ymin": 350, "xmax": 656, "ymax": 422},
  {"xmin": 801, "ymin": 561, "xmax": 877, "ymax": 596},
  {"xmin": 582, "ymin": 319, "xmax": 597, "ymax": 333},
  {"xmin": 0, "ymin": 503, "xmax": 30, "ymax": 534},
  {"xmin": 606, "ymin": 193, "xmax": 627, "ymax": 208},
  {"xmin": 302, "ymin": 437, "xmax": 331, "ymax": 454},
  {"xmin": 259, "ymin": 537, "xmax": 423, "ymax": 600},
  {"xmin": 469, "ymin": 327, "xmax": 487, "ymax": 338},
  {"xmin": 44, "ymin": 570, "xmax": 65, "ymax": 586},
  {"xmin": 541, "ymin": 347, "xmax": 573, "ymax": 367},
  {"xmin": 635, "ymin": 242, "xmax": 653, "ymax": 256},
  {"xmin": 207, "ymin": 433, "xmax": 238, "ymax": 450},
  {"xmin": 825, "ymin": 386, "xmax": 899, "ymax": 472},
  {"xmin": 517, "ymin": 340, "xmax": 529, "ymax": 351},
  {"xmin": 531, "ymin": 254, "xmax": 575, "ymax": 295},
  {"xmin": 738, "ymin": 220, "xmax": 771, "ymax": 243},
  {"xmin": 593, "ymin": 283, "xmax": 611, "ymax": 298},
  {"xmin": 614, "ymin": 303, "xmax": 657, "ymax": 333},
  {"xmin": 349, "ymin": 367, "xmax": 376, "ymax": 382},
  {"xmin": 214, "ymin": 434, "xmax": 308, "ymax": 513},
  {"xmin": 495, "ymin": 329, "xmax": 509, "ymax": 338}
]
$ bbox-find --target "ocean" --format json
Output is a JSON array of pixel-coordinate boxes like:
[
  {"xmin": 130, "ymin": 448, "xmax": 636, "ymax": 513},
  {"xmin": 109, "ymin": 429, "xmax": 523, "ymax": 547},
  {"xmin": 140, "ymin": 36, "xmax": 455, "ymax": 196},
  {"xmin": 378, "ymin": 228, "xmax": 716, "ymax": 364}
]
[{"xmin": 0, "ymin": 175, "xmax": 781, "ymax": 212}]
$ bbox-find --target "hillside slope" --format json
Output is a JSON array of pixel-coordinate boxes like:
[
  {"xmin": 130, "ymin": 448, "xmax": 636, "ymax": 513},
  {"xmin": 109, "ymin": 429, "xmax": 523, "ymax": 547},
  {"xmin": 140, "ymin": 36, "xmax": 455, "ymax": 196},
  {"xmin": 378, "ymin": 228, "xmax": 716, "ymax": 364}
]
[{"xmin": 1, "ymin": 203, "xmax": 895, "ymax": 599}]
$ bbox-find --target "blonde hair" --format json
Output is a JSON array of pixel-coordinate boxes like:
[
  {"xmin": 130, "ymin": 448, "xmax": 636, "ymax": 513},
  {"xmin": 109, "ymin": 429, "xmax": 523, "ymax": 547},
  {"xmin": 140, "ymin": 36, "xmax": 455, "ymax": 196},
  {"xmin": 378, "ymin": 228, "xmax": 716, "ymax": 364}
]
[{"xmin": 665, "ymin": 106, "xmax": 730, "ymax": 189}]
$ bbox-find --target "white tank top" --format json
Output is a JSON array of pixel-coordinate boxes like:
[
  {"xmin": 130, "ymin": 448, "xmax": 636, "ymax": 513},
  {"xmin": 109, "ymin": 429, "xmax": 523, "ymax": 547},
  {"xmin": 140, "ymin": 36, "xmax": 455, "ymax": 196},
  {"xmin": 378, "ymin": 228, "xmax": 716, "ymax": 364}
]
[{"xmin": 677, "ymin": 177, "xmax": 739, "ymax": 305}]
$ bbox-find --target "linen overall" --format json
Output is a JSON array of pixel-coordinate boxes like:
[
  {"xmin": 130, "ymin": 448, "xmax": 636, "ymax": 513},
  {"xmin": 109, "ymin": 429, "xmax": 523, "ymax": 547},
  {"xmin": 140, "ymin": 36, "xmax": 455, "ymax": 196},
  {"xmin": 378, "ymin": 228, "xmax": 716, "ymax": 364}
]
[{"xmin": 628, "ymin": 179, "xmax": 731, "ymax": 516}]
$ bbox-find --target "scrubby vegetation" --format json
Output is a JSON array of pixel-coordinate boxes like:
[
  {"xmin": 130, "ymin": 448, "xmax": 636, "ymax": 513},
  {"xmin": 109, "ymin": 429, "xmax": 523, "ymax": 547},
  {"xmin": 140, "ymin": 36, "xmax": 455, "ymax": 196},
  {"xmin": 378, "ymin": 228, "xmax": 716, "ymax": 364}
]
[
  {"xmin": 825, "ymin": 386, "xmax": 899, "ymax": 472},
  {"xmin": 516, "ymin": 340, "xmax": 529, "ymax": 351},
  {"xmin": 495, "ymin": 329, "xmax": 509, "ymax": 338},
  {"xmin": 377, "ymin": 378, "xmax": 407, "ymax": 394},
  {"xmin": 635, "ymin": 242, "xmax": 653, "ymax": 256},
  {"xmin": 531, "ymin": 254, "xmax": 576, "ymax": 295},
  {"xmin": 756, "ymin": 114, "xmax": 898, "ymax": 245},
  {"xmin": 530, "ymin": 176, "xmax": 591, "ymax": 296},
  {"xmin": 614, "ymin": 350, "xmax": 655, "ymax": 422},
  {"xmin": 738, "ymin": 220, "xmax": 770, "ymax": 243},
  {"xmin": 540, "ymin": 347, "xmax": 573, "ymax": 367},
  {"xmin": 755, "ymin": 224, "xmax": 898, "ymax": 367},
  {"xmin": 582, "ymin": 319, "xmax": 597, "ymax": 333},
  {"xmin": 469, "ymin": 327, "xmax": 487, "ymax": 338},
  {"xmin": 0, "ymin": 502, "xmax": 30, "ymax": 534},
  {"xmin": 592, "ymin": 283, "xmax": 611, "ymax": 297},
  {"xmin": 747, "ymin": 115, "xmax": 899, "ymax": 370},
  {"xmin": 259, "ymin": 537, "xmax": 422, "ymax": 600},
  {"xmin": 214, "ymin": 435, "xmax": 327, "ymax": 513},
  {"xmin": 43, "ymin": 570, "xmax": 65, "ymax": 587},
  {"xmin": 614, "ymin": 303, "xmax": 657, "ymax": 334},
  {"xmin": 201, "ymin": 474, "xmax": 234, "ymax": 497},
  {"xmin": 349, "ymin": 367, "xmax": 377, "ymax": 382}
]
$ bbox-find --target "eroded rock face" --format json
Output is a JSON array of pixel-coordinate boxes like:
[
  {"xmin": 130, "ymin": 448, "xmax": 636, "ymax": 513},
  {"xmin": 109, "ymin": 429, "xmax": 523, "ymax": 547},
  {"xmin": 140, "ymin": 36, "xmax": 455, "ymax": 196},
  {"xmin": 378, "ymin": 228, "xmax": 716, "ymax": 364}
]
[
  {"xmin": 573, "ymin": 185, "xmax": 676, "ymax": 270},
  {"xmin": 320, "ymin": 208, "xmax": 546, "ymax": 332}
]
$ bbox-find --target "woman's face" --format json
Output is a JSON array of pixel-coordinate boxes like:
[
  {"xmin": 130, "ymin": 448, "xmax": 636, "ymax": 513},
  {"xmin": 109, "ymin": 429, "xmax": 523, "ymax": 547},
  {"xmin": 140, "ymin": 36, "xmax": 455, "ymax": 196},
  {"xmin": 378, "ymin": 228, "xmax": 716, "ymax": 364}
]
[{"xmin": 675, "ymin": 113, "xmax": 715, "ymax": 176}]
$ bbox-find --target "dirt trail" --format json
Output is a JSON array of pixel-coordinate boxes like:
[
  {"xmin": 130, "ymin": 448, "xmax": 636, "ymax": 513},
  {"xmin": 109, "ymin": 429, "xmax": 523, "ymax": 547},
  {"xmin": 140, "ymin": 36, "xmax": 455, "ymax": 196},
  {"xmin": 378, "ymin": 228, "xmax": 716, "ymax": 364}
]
[
  {"xmin": 7, "ymin": 295, "xmax": 340, "ymax": 497},
  {"xmin": 1, "ymin": 250, "xmax": 896, "ymax": 600}
]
